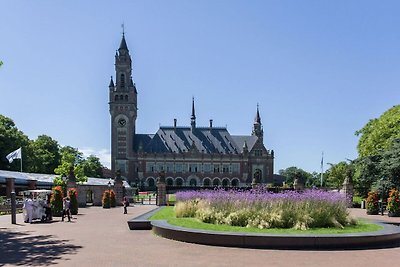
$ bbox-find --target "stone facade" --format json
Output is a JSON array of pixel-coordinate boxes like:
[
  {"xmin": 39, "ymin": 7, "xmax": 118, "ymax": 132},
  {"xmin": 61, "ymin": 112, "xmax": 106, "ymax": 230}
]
[{"xmin": 109, "ymin": 34, "xmax": 274, "ymax": 188}]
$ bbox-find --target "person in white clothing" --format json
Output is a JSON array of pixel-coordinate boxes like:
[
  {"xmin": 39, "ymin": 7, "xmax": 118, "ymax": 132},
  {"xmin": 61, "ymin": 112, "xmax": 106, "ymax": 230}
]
[{"xmin": 24, "ymin": 194, "xmax": 34, "ymax": 223}]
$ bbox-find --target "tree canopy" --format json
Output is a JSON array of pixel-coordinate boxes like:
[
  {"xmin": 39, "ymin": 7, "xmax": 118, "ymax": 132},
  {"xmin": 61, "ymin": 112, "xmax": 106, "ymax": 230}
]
[
  {"xmin": 1, "ymin": 114, "xmax": 105, "ymax": 179},
  {"xmin": 278, "ymin": 166, "xmax": 313, "ymax": 187},
  {"xmin": 0, "ymin": 115, "xmax": 30, "ymax": 171},
  {"xmin": 28, "ymin": 135, "xmax": 61, "ymax": 174},
  {"xmin": 324, "ymin": 161, "xmax": 353, "ymax": 189},
  {"xmin": 355, "ymin": 105, "xmax": 400, "ymax": 158}
]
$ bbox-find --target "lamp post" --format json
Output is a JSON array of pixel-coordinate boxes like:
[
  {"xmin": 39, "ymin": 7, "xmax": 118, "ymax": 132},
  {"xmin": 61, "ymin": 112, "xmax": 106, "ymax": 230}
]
[{"xmin": 108, "ymin": 178, "xmax": 112, "ymax": 208}]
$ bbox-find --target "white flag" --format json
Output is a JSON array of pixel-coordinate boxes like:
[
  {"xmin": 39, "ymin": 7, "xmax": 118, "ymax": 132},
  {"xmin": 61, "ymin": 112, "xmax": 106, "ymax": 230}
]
[{"xmin": 6, "ymin": 148, "xmax": 22, "ymax": 163}]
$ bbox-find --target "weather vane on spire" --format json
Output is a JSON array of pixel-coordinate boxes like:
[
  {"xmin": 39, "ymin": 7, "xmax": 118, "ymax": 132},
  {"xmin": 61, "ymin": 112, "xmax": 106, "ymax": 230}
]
[{"xmin": 121, "ymin": 23, "xmax": 125, "ymax": 36}]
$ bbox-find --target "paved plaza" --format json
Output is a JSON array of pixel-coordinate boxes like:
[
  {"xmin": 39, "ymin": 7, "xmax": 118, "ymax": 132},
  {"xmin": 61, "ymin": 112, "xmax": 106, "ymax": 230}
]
[{"xmin": 1, "ymin": 206, "xmax": 400, "ymax": 267}]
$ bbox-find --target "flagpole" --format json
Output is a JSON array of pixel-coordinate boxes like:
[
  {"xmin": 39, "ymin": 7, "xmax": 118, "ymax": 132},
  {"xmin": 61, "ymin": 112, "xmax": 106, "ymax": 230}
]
[
  {"xmin": 20, "ymin": 148, "xmax": 23, "ymax": 172},
  {"xmin": 320, "ymin": 151, "xmax": 324, "ymax": 187}
]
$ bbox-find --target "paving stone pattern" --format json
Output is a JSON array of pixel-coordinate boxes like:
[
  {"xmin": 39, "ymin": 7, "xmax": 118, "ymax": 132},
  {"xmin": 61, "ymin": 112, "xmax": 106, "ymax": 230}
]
[{"xmin": 1, "ymin": 207, "xmax": 400, "ymax": 267}]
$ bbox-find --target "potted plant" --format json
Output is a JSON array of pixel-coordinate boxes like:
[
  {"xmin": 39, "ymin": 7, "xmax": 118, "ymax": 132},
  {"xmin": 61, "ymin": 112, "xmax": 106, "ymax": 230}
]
[
  {"xmin": 102, "ymin": 190, "xmax": 111, "ymax": 209},
  {"xmin": 50, "ymin": 186, "xmax": 64, "ymax": 216},
  {"xmin": 68, "ymin": 188, "xmax": 78, "ymax": 215},
  {"xmin": 366, "ymin": 191, "xmax": 379, "ymax": 215},
  {"xmin": 387, "ymin": 188, "xmax": 400, "ymax": 217}
]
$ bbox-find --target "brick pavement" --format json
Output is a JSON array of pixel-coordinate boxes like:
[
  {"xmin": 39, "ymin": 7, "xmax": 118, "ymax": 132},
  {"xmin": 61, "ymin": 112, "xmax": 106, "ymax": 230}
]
[{"xmin": 1, "ymin": 206, "xmax": 400, "ymax": 267}]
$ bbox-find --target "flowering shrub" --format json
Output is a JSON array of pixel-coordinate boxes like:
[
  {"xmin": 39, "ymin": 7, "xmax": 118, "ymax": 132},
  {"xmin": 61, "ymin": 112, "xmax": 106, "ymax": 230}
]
[
  {"xmin": 176, "ymin": 189, "xmax": 354, "ymax": 230},
  {"xmin": 366, "ymin": 191, "xmax": 379, "ymax": 215},
  {"xmin": 68, "ymin": 188, "xmax": 78, "ymax": 215},
  {"xmin": 51, "ymin": 186, "xmax": 64, "ymax": 216},
  {"xmin": 102, "ymin": 190, "xmax": 111, "ymax": 209},
  {"xmin": 387, "ymin": 189, "xmax": 400, "ymax": 215}
]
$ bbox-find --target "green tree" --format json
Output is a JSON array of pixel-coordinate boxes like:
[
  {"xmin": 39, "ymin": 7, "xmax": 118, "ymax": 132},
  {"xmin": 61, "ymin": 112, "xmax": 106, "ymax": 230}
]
[
  {"xmin": 54, "ymin": 146, "xmax": 86, "ymax": 183},
  {"xmin": 81, "ymin": 155, "xmax": 104, "ymax": 177},
  {"xmin": 0, "ymin": 115, "xmax": 31, "ymax": 171},
  {"xmin": 355, "ymin": 105, "xmax": 400, "ymax": 157},
  {"xmin": 353, "ymin": 155, "xmax": 382, "ymax": 197},
  {"xmin": 278, "ymin": 167, "xmax": 312, "ymax": 187},
  {"xmin": 27, "ymin": 135, "xmax": 61, "ymax": 174},
  {"xmin": 305, "ymin": 172, "xmax": 322, "ymax": 188},
  {"xmin": 379, "ymin": 139, "xmax": 400, "ymax": 188},
  {"xmin": 324, "ymin": 161, "xmax": 352, "ymax": 189}
]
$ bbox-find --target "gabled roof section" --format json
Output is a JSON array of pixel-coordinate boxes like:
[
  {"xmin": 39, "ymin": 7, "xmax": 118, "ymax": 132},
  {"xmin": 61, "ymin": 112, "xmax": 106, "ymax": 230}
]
[{"xmin": 231, "ymin": 135, "xmax": 258, "ymax": 153}]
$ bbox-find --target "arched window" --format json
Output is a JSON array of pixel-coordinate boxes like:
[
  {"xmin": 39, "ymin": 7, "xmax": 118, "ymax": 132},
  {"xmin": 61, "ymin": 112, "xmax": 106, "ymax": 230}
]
[
  {"xmin": 120, "ymin": 95, "xmax": 124, "ymax": 100},
  {"xmin": 253, "ymin": 169, "xmax": 262, "ymax": 183},
  {"xmin": 213, "ymin": 179, "xmax": 220, "ymax": 186},
  {"xmin": 222, "ymin": 179, "xmax": 229, "ymax": 187},
  {"xmin": 148, "ymin": 178, "xmax": 155, "ymax": 187},
  {"xmin": 166, "ymin": 178, "xmax": 174, "ymax": 186},
  {"xmin": 189, "ymin": 179, "xmax": 197, "ymax": 186},
  {"xmin": 125, "ymin": 95, "xmax": 128, "ymax": 101},
  {"xmin": 231, "ymin": 179, "xmax": 239, "ymax": 187},
  {"xmin": 203, "ymin": 178, "xmax": 211, "ymax": 187},
  {"xmin": 120, "ymin": 74, "xmax": 125, "ymax": 88}
]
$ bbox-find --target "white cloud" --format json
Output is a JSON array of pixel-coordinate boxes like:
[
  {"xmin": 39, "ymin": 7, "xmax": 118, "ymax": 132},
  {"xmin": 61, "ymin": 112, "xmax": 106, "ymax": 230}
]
[{"xmin": 79, "ymin": 147, "xmax": 111, "ymax": 169}]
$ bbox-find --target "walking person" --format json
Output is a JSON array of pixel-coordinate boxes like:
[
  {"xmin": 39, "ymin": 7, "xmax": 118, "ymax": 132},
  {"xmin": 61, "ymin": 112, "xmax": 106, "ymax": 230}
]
[
  {"xmin": 123, "ymin": 196, "xmax": 129, "ymax": 214},
  {"xmin": 62, "ymin": 197, "xmax": 71, "ymax": 222}
]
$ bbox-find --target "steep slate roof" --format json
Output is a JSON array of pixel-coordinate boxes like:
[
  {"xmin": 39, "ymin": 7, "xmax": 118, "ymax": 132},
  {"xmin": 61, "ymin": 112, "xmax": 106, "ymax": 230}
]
[
  {"xmin": 134, "ymin": 127, "xmax": 259, "ymax": 154},
  {"xmin": 119, "ymin": 34, "xmax": 128, "ymax": 51}
]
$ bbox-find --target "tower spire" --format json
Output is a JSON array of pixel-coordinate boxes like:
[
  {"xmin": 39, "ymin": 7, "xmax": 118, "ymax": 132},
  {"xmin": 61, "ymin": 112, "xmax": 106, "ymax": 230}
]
[
  {"xmin": 252, "ymin": 103, "xmax": 263, "ymax": 141},
  {"xmin": 255, "ymin": 103, "xmax": 261, "ymax": 124},
  {"xmin": 191, "ymin": 97, "xmax": 196, "ymax": 130},
  {"xmin": 119, "ymin": 25, "xmax": 128, "ymax": 51}
]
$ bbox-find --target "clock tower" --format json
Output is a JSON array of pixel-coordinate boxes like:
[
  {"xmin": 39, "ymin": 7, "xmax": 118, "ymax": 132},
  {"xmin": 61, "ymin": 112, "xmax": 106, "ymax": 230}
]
[{"xmin": 109, "ymin": 33, "xmax": 138, "ymax": 181}]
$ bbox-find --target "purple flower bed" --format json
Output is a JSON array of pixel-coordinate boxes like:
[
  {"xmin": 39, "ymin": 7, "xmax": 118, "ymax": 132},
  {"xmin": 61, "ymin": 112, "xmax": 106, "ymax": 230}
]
[{"xmin": 175, "ymin": 189, "xmax": 354, "ymax": 230}]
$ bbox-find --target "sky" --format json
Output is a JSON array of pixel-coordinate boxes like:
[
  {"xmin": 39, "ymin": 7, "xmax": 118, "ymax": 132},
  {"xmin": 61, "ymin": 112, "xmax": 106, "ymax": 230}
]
[{"xmin": 1, "ymin": 1, "xmax": 399, "ymax": 173}]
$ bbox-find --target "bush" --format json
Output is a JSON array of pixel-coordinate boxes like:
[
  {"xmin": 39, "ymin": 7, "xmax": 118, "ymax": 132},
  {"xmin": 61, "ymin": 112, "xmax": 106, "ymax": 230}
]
[
  {"xmin": 366, "ymin": 191, "xmax": 379, "ymax": 215},
  {"xmin": 68, "ymin": 188, "xmax": 78, "ymax": 215},
  {"xmin": 51, "ymin": 186, "xmax": 64, "ymax": 216},
  {"xmin": 102, "ymin": 190, "xmax": 111, "ymax": 209},
  {"xmin": 387, "ymin": 188, "xmax": 400, "ymax": 215}
]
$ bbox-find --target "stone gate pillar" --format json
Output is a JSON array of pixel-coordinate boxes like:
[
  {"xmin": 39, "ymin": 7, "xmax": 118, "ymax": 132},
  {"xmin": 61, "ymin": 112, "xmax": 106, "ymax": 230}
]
[
  {"xmin": 342, "ymin": 177, "xmax": 353, "ymax": 208},
  {"xmin": 293, "ymin": 178, "xmax": 304, "ymax": 192},
  {"xmin": 67, "ymin": 166, "xmax": 77, "ymax": 189},
  {"xmin": 114, "ymin": 171, "xmax": 124, "ymax": 206},
  {"xmin": 157, "ymin": 171, "xmax": 167, "ymax": 206}
]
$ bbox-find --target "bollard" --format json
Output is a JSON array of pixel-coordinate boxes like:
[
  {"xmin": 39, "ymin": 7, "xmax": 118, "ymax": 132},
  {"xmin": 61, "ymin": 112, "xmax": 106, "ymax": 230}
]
[{"xmin": 11, "ymin": 191, "xmax": 16, "ymax": 224}]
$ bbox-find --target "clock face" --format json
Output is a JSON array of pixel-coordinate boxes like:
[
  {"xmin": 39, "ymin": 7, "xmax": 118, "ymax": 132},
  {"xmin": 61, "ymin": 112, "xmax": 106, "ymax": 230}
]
[{"xmin": 118, "ymin": 118, "xmax": 126, "ymax": 127}]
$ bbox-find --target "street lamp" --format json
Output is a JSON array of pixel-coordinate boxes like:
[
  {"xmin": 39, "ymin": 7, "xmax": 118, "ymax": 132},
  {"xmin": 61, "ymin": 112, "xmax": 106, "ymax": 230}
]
[{"xmin": 108, "ymin": 178, "xmax": 112, "ymax": 208}]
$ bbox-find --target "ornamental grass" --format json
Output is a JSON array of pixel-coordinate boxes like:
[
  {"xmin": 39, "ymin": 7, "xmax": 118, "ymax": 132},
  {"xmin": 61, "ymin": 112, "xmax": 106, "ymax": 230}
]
[{"xmin": 175, "ymin": 189, "xmax": 355, "ymax": 230}]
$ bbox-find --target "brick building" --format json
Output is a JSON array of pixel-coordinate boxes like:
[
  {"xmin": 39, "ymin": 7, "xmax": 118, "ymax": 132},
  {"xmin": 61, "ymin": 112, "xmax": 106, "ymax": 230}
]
[{"xmin": 109, "ymin": 34, "xmax": 274, "ymax": 188}]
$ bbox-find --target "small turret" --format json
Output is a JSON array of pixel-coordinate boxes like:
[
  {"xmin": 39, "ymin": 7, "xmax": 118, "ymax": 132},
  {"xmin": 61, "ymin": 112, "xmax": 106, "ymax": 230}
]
[
  {"xmin": 109, "ymin": 76, "xmax": 115, "ymax": 90},
  {"xmin": 252, "ymin": 103, "xmax": 264, "ymax": 142}
]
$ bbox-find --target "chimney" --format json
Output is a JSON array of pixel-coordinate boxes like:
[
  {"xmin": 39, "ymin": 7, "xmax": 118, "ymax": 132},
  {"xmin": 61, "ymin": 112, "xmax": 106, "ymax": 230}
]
[
  {"xmin": 174, "ymin": 119, "xmax": 177, "ymax": 131},
  {"xmin": 209, "ymin": 119, "xmax": 213, "ymax": 128}
]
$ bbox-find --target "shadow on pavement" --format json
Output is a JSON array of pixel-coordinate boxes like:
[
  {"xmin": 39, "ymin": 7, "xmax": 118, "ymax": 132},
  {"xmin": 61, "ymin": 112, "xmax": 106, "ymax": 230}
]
[{"xmin": 0, "ymin": 229, "xmax": 82, "ymax": 266}]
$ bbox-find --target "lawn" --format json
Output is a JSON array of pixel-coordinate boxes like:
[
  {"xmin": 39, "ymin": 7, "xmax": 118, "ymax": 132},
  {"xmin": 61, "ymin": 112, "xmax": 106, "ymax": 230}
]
[{"xmin": 149, "ymin": 206, "xmax": 383, "ymax": 235}]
